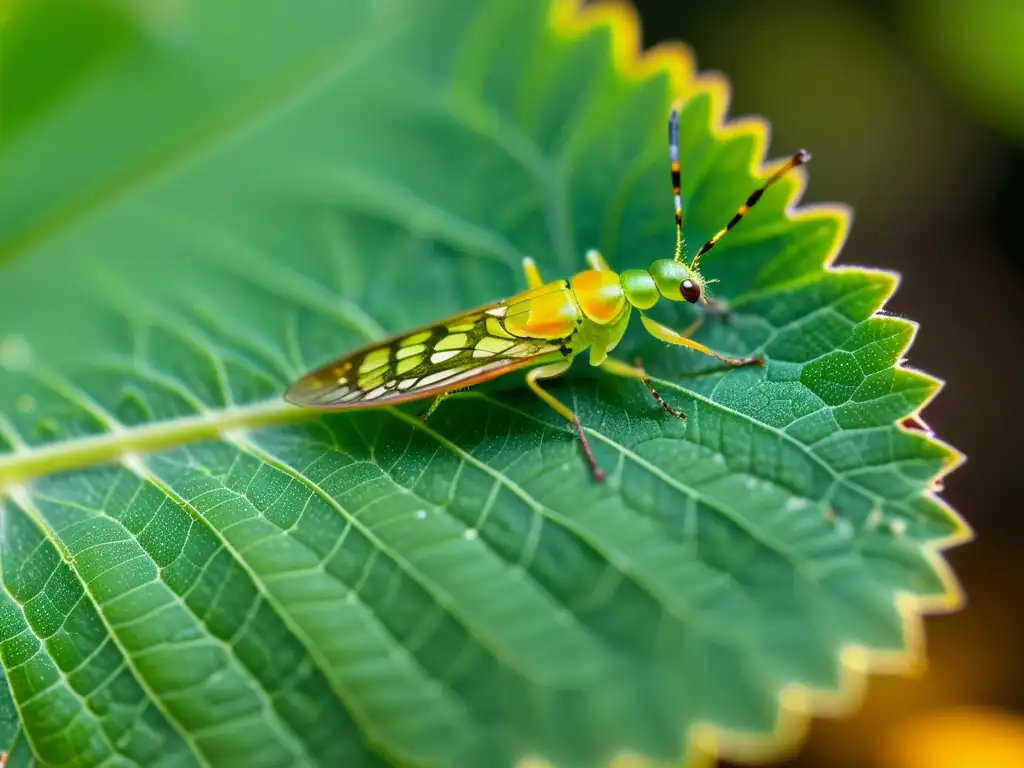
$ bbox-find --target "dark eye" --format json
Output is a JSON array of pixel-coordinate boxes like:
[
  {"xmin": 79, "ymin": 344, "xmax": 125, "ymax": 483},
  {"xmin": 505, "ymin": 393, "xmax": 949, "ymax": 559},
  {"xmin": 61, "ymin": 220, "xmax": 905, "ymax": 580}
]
[{"xmin": 680, "ymin": 279, "xmax": 701, "ymax": 303}]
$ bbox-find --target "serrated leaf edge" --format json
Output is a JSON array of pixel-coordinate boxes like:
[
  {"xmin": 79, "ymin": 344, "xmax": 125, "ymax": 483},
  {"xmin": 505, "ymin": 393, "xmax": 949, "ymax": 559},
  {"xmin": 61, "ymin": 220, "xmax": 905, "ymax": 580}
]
[
  {"xmin": 0, "ymin": 1, "xmax": 972, "ymax": 766},
  {"xmin": 534, "ymin": 2, "xmax": 972, "ymax": 767}
]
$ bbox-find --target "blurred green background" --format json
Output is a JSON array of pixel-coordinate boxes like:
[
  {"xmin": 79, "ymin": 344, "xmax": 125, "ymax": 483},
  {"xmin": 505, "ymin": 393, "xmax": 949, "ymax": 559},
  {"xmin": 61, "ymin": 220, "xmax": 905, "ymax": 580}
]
[
  {"xmin": 2, "ymin": 0, "xmax": 1022, "ymax": 766},
  {"xmin": 632, "ymin": 0, "xmax": 1023, "ymax": 766}
]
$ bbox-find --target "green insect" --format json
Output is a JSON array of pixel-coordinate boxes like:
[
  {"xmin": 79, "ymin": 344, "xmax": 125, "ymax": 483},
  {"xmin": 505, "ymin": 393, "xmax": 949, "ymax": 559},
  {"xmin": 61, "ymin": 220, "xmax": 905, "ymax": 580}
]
[{"xmin": 287, "ymin": 107, "xmax": 810, "ymax": 481}]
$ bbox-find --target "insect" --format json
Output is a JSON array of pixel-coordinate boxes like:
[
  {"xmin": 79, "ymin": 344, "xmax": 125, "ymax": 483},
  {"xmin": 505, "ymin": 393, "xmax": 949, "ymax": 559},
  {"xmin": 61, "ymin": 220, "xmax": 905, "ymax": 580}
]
[{"xmin": 287, "ymin": 107, "xmax": 810, "ymax": 481}]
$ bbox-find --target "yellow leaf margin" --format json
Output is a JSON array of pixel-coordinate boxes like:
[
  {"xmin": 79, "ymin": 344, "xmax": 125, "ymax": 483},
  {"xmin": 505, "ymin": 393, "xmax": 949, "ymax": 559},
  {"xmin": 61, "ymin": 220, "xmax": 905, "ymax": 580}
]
[{"xmin": 542, "ymin": 0, "xmax": 973, "ymax": 766}]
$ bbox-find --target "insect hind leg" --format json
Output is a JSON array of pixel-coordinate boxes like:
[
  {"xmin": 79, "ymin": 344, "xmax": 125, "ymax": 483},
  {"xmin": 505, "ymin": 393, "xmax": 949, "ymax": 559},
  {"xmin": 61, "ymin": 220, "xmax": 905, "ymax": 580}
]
[
  {"xmin": 526, "ymin": 362, "xmax": 605, "ymax": 482},
  {"xmin": 419, "ymin": 390, "xmax": 458, "ymax": 422}
]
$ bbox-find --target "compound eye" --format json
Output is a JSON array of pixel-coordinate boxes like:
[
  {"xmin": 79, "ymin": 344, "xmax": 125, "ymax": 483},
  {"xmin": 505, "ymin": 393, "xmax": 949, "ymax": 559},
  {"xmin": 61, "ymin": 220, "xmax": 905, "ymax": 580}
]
[{"xmin": 680, "ymin": 279, "xmax": 701, "ymax": 303}]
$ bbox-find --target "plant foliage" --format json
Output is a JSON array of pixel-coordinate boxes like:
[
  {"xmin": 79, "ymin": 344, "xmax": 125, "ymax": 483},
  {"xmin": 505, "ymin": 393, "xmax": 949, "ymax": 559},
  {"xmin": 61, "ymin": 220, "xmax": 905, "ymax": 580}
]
[{"xmin": 0, "ymin": 1, "xmax": 967, "ymax": 766}]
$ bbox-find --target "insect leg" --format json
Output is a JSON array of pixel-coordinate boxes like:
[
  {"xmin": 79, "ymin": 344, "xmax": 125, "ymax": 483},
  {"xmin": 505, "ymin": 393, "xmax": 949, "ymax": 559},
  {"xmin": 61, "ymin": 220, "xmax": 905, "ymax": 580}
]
[
  {"xmin": 678, "ymin": 313, "xmax": 704, "ymax": 340},
  {"xmin": 600, "ymin": 357, "xmax": 686, "ymax": 423},
  {"xmin": 526, "ymin": 362, "xmax": 605, "ymax": 482},
  {"xmin": 419, "ymin": 391, "xmax": 451, "ymax": 422},
  {"xmin": 585, "ymin": 248, "xmax": 611, "ymax": 271},
  {"xmin": 522, "ymin": 257, "xmax": 544, "ymax": 289},
  {"xmin": 640, "ymin": 314, "xmax": 764, "ymax": 367},
  {"xmin": 687, "ymin": 291, "xmax": 734, "ymax": 326}
]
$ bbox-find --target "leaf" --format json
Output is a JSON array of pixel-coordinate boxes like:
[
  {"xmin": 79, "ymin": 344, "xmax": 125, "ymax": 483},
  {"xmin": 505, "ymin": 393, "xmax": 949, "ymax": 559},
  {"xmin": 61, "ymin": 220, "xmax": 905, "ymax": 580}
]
[
  {"xmin": 0, "ymin": 0, "xmax": 139, "ymax": 143},
  {"xmin": 0, "ymin": 0, "xmax": 968, "ymax": 766},
  {"xmin": 0, "ymin": 669, "xmax": 20, "ymax": 754}
]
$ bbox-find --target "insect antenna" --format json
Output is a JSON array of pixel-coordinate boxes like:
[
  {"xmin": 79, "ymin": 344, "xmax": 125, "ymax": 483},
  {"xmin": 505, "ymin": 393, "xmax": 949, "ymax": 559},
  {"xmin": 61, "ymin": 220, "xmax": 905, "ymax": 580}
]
[
  {"xmin": 669, "ymin": 106, "xmax": 684, "ymax": 263},
  {"xmin": 689, "ymin": 148, "xmax": 811, "ymax": 271}
]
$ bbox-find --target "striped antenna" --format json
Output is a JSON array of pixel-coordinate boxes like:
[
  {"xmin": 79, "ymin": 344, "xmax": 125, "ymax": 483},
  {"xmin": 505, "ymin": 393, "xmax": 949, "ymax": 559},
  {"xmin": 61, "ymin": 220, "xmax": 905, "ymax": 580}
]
[
  {"xmin": 689, "ymin": 149, "xmax": 811, "ymax": 271},
  {"xmin": 669, "ymin": 107, "xmax": 684, "ymax": 262}
]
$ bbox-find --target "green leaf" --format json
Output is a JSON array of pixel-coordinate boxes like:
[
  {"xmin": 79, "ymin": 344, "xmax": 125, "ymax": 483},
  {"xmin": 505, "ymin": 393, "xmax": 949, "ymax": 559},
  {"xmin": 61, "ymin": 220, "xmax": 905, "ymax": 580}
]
[
  {"xmin": 0, "ymin": 0, "xmax": 138, "ymax": 143},
  {"xmin": 0, "ymin": 1, "xmax": 968, "ymax": 766},
  {"xmin": 0, "ymin": 669, "xmax": 20, "ymax": 748}
]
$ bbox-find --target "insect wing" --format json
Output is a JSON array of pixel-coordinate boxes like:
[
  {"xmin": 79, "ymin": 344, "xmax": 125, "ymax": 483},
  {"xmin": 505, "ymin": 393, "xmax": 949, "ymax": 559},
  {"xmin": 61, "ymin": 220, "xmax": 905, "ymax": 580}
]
[{"xmin": 286, "ymin": 298, "xmax": 562, "ymax": 409}]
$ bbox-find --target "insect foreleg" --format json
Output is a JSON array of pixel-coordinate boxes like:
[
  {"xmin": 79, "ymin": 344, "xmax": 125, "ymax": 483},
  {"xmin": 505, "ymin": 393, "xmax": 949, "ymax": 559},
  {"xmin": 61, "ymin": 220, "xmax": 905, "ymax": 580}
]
[
  {"xmin": 640, "ymin": 314, "xmax": 764, "ymax": 367},
  {"xmin": 525, "ymin": 362, "xmax": 605, "ymax": 482},
  {"xmin": 522, "ymin": 257, "xmax": 544, "ymax": 289},
  {"xmin": 679, "ymin": 292, "xmax": 740, "ymax": 337},
  {"xmin": 599, "ymin": 357, "xmax": 686, "ymax": 423},
  {"xmin": 677, "ymin": 313, "xmax": 704, "ymax": 340}
]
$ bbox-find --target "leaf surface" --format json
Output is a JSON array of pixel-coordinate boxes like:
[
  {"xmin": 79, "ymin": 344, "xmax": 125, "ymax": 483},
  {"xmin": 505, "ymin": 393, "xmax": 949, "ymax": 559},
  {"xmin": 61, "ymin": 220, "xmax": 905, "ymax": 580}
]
[{"xmin": 0, "ymin": 1, "xmax": 967, "ymax": 766}]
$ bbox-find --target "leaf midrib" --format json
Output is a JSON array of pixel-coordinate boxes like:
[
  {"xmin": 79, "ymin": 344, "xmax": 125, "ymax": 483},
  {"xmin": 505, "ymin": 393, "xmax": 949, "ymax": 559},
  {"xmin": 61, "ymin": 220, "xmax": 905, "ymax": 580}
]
[
  {"xmin": 0, "ymin": 364, "xmax": 893, "ymax": 517},
  {"xmin": 0, "ymin": 399, "xmax": 302, "ymax": 490}
]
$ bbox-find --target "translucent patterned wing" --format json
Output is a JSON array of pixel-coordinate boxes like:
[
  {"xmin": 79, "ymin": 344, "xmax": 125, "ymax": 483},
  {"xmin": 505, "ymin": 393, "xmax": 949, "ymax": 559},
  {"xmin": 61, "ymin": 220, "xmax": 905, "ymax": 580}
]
[{"xmin": 285, "ymin": 288, "xmax": 568, "ymax": 409}]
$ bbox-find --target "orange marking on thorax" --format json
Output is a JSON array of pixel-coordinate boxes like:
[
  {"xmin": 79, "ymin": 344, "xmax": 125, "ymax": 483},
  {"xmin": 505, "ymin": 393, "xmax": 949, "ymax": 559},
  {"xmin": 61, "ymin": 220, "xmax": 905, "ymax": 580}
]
[
  {"xmin": 571, "ymin": 269, "xmax": 626, "ymax": 324},
  {"xmin": 504, "ymin": 284, "xmax": 580, "ymax": 339}
]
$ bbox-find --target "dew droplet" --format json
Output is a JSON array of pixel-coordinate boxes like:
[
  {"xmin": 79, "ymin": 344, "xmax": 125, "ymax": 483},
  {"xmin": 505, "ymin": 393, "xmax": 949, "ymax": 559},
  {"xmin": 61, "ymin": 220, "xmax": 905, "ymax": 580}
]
[
  {"xmin": 464, "ymin": 528, "xmax": 478, "ymax": 541},
  {"xmin": 414, "ymin": 509, "xmax": 427, "ymax": 520}
]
